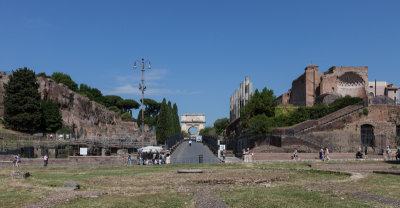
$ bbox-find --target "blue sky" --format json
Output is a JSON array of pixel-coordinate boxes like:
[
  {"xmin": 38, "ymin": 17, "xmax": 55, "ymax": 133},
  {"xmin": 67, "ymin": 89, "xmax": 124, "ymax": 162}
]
[{"xmin": 0, "ymin": 1, "xmax": 399, "ymax": 126}]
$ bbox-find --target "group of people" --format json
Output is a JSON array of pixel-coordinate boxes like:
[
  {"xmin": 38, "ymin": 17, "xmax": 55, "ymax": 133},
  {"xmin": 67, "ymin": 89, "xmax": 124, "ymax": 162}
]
[
  {"xmin": 386, "ymin": 146, "xmax": 400, "ymax": 160},
  {"xmin": 135, "ymin": 151, "xmax": 171, "ymax": 165},
  {"xmin": 12, "ymin": 154, "xmax": 21, "ymax": 167},
  {"xmin": 12, "ymin": 154, "xmax": 49, "ymax": 167}
]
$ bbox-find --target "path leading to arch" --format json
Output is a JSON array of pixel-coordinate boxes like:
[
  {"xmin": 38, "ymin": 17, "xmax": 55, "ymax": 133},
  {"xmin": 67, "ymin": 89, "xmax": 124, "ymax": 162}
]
[{"xmin": 171, "ymin": 140, "xmax": 221, "ymax": 164}]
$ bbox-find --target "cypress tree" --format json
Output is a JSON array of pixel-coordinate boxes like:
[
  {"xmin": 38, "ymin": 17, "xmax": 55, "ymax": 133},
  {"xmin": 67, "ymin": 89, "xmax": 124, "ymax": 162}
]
[
  {"xmin": 167, "ymin": 101, "xmax": 174, "ymax": 136},
  {"xmin": 172, "ymin": 103, "xmax": 180, "ymax": 134},
  {"xmin": 3, "ymin": 67, "xmax": 42, "ymax": 133},
  {"xmin": 156, "ymin": 98, "xmax": 168, "ymax": 144}
]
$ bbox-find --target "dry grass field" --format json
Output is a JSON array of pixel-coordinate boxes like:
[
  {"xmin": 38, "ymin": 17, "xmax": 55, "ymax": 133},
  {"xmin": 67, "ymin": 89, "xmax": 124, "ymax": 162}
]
[{"xmin": 0, "ymin": 161, "xmax": 399, "ymax": 208}]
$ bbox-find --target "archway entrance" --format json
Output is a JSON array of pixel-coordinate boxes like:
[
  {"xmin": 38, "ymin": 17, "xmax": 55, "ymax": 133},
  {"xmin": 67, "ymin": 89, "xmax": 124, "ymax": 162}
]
[
  {"xmin": 361, "ymin": 124, "xmax": 375, "ymax": 148},
  {"xmin": 181, "ymin": 114, "xmax": 205, "ymax": 137},
  {"xmin": 188, "ymin": 126, "xmax": 198, "ymax": 135}
]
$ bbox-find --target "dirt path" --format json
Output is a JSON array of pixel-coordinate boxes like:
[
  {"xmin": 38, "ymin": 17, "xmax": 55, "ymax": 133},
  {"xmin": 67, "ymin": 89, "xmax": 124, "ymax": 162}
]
[
  {"xmin": 179, "ymin": 185, "xmax": 229, "ymax": 208},
  {"xmin": 23, "ymin": 190, "xmax": 106, "ymax": 208}
]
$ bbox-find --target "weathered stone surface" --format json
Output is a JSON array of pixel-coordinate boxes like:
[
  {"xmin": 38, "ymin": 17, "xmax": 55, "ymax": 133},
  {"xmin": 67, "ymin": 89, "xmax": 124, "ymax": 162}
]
[
  {"xmin": 11, "ymin": 170, "xmax": 30, "ymax": 179},
  {"xmin": 63, "ymin": 181, "xmax": 80, "ymax": 190},
  {"xmin": 0, "ymin": 73, "xmax": 156, "ymax": 143},
  {"xmin": 271, "ymin": 104, "xmax": 400, "ymax": 153}
]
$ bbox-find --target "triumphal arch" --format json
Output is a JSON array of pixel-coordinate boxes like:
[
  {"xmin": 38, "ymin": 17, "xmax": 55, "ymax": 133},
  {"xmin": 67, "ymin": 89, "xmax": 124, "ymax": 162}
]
[{"xmin": 181, "ymin": 114, "xmax": 206, "ymax": 136}]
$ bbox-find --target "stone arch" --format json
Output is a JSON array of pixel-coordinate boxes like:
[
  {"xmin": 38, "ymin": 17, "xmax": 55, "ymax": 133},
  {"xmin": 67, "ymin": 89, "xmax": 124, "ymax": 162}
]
[
  {"xmin": 181, "ymin": 114, "xmax": 205, "ymax": 137},
  {"xmin": 188, "ymin": 126, "xmax": 199, "ymax": 135},
  {"xmin": 361, "ymin": 124, "xmax": 375, "ymax": 147}
]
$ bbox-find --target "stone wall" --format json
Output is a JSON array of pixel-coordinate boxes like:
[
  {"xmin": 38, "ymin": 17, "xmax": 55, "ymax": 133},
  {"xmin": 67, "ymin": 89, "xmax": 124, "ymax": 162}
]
[
  {"xmin": 271, "ymin": 104, "xmax": 400, "ymax": 153},
  {"xmin": 0, "ymin": 74, "xmax": 155, "ymax": 143}
]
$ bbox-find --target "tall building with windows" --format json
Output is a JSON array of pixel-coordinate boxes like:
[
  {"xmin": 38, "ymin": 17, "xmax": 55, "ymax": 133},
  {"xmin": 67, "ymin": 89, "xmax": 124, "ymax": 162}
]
[{"xmin": 229, "ymin": 76, "xmax": 253, "ymax": 122}]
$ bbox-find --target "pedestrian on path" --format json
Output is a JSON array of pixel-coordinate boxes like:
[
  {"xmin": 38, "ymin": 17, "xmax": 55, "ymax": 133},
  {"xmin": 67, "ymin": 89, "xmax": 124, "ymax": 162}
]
[
  {"xmin": 323, "ymin": 148, "xmax": 330, "ymax": 161},
  {"xmin": 319, "ymin": 149, "xmax": 323, "ymax": 160},
  {"xmin": 43, "ymin": 155, "xmax": 48, "ymax": 167},
  {"xmin": 293, "ymin": 149, "xmax": 298, "ymax": 160},
  {"xmin": 126, "ymin": 154, "xmax": 132, "ymax": 165},
  {"xmin": 364, "ymin": 146, "xmax": 368, "ymax": 159},
  {"xmin": 12, "ymin": 156, "xmax": 17, "ymax": 167},
  {"xmin": 16, "ymin": 154, "xmax": 21, "ymax": 167}
]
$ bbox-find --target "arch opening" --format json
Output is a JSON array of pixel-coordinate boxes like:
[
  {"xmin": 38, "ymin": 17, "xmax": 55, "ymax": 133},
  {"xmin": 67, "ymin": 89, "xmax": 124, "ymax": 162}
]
[
  {"xmin": 361, "ymin": 124, "xmax": 375, "ymax": 148},
  {"xmin": 188, "ymin": 126, "xmax": 198, "ymax": 135}
]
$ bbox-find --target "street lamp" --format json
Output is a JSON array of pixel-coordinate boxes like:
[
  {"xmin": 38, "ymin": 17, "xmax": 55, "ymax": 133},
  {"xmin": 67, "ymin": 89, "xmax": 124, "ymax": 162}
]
[{"xmin": 133, "ymin": 58, "xmax": 151, "ymax": 138}]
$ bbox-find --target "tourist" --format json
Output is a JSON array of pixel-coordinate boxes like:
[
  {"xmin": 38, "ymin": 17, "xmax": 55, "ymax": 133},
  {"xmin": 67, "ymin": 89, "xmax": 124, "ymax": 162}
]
[
  {"xmin": 222, "ymin": 149, "xmax": 226, "ymax": 161},
  {"xmin": 16, "ymin": 154, "xmax": 21, "ymax": 167},
  {"xmin": 396, "ymin": 148, "xmax": 400, "ymax": 160},
  {"xmin": 386, "ymin": 146, "xmax": 392, "ymax": 154},
  {"xmin": 43, "ymin": 154, "xmax": 48, "ymax": 167},
  {"xmin": 293, "ymin": 149, "xmax": 298, "ymax": 160},
  {"xmin": 319, "ymin": 149, "xmax": 323, "ymax": 160},
  {"xmin": 324, "ymin": 148, "xmax": 330, "ymax": 161},
  {"xmin": 364, "ymin": 146, "xmax": 368, "ymax": 159},
  {"xmin": 12, "ymin": 156, "xmax": 17, "ymax": 167},
  {"xmin": 127, "ymin": 154, "xmax": 132, "ymax": 165},
  {"xmin": 189, "ymin": 140, "xmax": 192, "ymax": 147}
]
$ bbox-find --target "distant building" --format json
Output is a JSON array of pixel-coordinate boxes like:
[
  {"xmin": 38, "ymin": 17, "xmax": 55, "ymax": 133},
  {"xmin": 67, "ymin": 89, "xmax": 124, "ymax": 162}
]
[
  {"xmin": 277, "ymin": 65, "xmax": 369, "ymax": 106},
  {"xmin": 229, "ymin": 76, "xmax": 253, "ymax": 122},
  {"xmin": 368, "ymin": 81, "xmax": 399, "ymax": 104}
]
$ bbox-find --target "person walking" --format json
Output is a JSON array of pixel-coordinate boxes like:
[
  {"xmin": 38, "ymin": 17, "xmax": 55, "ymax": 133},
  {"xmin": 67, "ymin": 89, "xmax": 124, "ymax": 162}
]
[
  {"xmin": 396, "ymin": 148, "xmax": 400, "ymax": 160},
  {"xmin": 319, "ymin": 149, "xmax": 323, "ymax": 160},
  {"xmin": 43, "ymin": 155, "xmax": 48, "ymax": 167},
  {"xmin": 293, "ymin": 148, "xmax": 298, "ymax": 160},
  {"xmin": 12, "ymin": 156, "xmax": 17, "ymax": 167},
  {"xmin": 324, "ymin": 148, "xmax": 330, "ymax": 161},
  {"xmin": 364, "ymin": 146, "xmax": 368, "ymax": 159},
  {"xmin": 16, "ymin": 154, "xmax": 21, "ymax": 167},
  {"xmin": 127, "ymin": 154, "xmax": 132, "ymax": 165}
]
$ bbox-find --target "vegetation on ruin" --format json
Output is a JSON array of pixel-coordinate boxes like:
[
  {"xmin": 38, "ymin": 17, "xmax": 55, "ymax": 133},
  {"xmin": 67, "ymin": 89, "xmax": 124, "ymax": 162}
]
[
  {"xmin": 51, "ymin": 72, "xmax": 79, "ymax": 92},
  {"xmin": 0, "ymin": 161, "xmax": 398, "ymax": 207},
  {"xmin": 240, "ymin": 86, "xmax": 364, "ymax": 135}
]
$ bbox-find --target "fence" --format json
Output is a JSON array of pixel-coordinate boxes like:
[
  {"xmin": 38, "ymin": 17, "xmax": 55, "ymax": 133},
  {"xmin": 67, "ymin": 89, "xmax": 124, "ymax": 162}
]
[
  {"xmin": 202, "ymin": 135, "xmax": 219, "ymax": 155},
  {"xmin": 166, "ymin": 134, "xmax": 184, "ymax": 149},
  {"xmin": 233, "ymin": 134, "xmax": 270, "ymax": 155}
]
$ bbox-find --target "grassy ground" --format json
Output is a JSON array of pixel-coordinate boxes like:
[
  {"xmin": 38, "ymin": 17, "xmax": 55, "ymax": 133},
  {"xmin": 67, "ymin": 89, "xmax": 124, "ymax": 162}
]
[{"xmin": 0, "ymin": 161, "xmax": 399, "ymax": 208}]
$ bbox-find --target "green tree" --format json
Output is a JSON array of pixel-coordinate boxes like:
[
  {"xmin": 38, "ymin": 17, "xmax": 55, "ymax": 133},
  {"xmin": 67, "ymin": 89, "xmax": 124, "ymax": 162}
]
[
  {"xmin": 41, "ymin": 100, "xmax": 63, "ymax": 132},
  {"xmin": 108, "ymin": 106, "xmax": 121, "ymax": 114},
  {"xmin": 166, "ymin": 101, "xmax": 175, "ymax": 136},
  {"xmin": 213, "ymin": 117, "xmax": 229, "ymax": 136},
  {"xmin": 246, "ymin": 114, "xmax": 273, "ymax": 135},
  {"xmin": 156, "ymin": 98, "xmax": 169, "ymax": 144},
  {"xmin": 241, "ymin": 87, "xmax": 276, "ymax": 129},
  {"xmin": 121, "ymin": 112, "xmax": 134, "ymax": 121},
  {"xmin": 51, "ymin": 72, "xmax": 79, "ymax": 92},
  {"xmin": 3, "ymin": 67, "xmax": 42, "ymax": 133},
  {"xmin": 103, "ymin": 95, "xmax": 123, "ymax": 108},
  {"xmin": 199, "ymin": 127, "xmax": 216, "ymax": 136},
  {"xmin": 117, "ymin": 99, "xmax": 140, "ymax": 113},
  {"xmin": 172, "ymin": 103, "xmax": 181, "ymax": 134},
  {"xmin": 79, "ymin": 84, "xmax": 104, "ymax": 104}
]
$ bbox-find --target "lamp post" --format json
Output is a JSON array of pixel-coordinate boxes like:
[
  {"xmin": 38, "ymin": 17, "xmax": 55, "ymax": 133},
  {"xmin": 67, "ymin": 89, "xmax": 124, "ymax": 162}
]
[{"xmin": 133, "ymin": 58, "xmax": 151, "ymax": 139}]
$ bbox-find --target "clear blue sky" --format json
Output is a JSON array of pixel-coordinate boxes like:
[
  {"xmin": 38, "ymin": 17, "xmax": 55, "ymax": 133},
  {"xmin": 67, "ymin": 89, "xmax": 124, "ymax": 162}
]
[{"xmin": 1, "ymin": 1, "xmax": 399, "ymax": 126}]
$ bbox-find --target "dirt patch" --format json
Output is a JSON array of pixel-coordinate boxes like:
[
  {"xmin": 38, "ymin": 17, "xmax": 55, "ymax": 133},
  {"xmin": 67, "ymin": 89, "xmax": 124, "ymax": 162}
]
[
  {"xmin": 310, "ymin": 163, "xmax": 399, "ymax": 172},
  {"xmin": 179, "ymin": 185, "xmax": 229, "ymax": 208},
  {"xmin": 193, "ymin": 175, "xmax": 289, "ymax": 185},
  {"xmin": 23, "ymin": 190, "xmax": 106, "ymax": 208}
]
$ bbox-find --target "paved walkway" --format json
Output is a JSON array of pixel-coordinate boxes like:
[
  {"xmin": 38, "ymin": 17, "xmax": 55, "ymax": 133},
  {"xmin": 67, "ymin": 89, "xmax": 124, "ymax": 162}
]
[{"xmin": 171, "ymin": 141, "xmax": 221, "ymax": 164}]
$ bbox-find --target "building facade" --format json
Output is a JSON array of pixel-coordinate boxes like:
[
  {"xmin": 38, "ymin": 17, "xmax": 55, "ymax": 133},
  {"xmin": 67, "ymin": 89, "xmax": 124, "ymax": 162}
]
[
  {"xmin": 229, "ymin": 76, "xmax": 253, "ymax": 122},
  {"xmin": 368, "ymin": 81, "xmax": 399, "ymax": 104}
]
